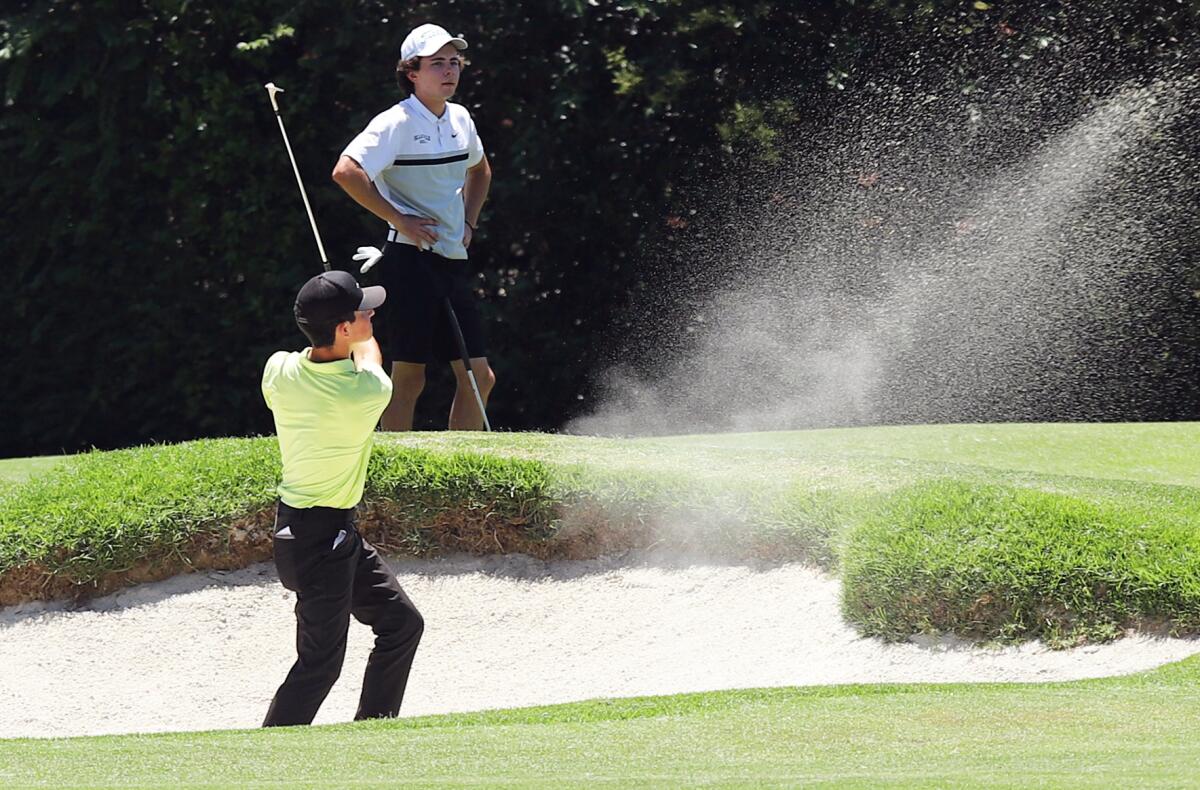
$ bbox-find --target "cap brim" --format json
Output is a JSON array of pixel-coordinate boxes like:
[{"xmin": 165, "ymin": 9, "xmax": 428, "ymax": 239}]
[{"xmin": 358, "ymin": 285, "xmax": 386, "ymax": 311}]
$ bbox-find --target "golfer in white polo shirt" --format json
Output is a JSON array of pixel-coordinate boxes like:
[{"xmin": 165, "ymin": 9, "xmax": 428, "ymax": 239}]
[{"xmin": 332, "ymin": 23, "xmax": 494, "ymax": 432}]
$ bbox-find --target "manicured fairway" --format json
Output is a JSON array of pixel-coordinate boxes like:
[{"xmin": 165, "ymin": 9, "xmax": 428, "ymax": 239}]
[
  {"xmin": 0, "ymin": 455, "xmax": 60, "ymax": 485},
  {"xmin": 2, "ymin": 656, "xmax": 1199, "ymax": 788},
  {"xmin": 659, "ymin": 422, "xmax": 1200, "ymax": 486}
]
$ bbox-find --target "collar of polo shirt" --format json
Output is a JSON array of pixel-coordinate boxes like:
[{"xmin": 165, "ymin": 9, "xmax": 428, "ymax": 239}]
[{"xmin": 404, "ymin": 94, "xmax": 446, "ymax": 124}]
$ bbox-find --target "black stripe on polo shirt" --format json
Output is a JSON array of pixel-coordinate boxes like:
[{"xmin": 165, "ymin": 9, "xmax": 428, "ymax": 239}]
[{"xmin": 392, "ymin": 153, "xmax": 470, "ymax": 166}]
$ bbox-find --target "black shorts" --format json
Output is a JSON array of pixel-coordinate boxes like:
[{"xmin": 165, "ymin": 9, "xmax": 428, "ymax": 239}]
[{"xmin": 375, "ymin": 242, "xmax": 488, "ymax": 366}]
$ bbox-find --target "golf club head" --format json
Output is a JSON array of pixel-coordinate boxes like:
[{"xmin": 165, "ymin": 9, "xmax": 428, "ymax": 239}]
[{"xmin": 264, "ymin": 82, "xmax": 284, "ymax": 112}]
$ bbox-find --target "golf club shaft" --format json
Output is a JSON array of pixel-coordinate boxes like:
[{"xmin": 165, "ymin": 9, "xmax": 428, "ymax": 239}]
[
  {"xmin": 265, "ymin": 84, "xmax": 330, "ymax": 271},
  {"xmin": 444, "ymin": 297, "xmax": 492, "ymax": 432}
]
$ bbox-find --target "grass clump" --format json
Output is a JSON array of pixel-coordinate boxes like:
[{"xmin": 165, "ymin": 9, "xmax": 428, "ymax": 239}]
[
  {"xmin": 368, "ymin": 444, "xmax": 563, "ymax": 522},
  {"xmin": 361, "ymin": 444, "xmax": 568, "ymax": 555},
  {"xmin": 841, "ymin": 479, "xmax": 1200, "ymax": 645},
  {"xmin": 0, "ymin": 438, "xmax": 280, "ymax": 592}
]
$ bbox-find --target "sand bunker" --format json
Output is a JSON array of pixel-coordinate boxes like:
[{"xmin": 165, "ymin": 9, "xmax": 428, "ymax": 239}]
[{"xmin": 2, "ymin": 553, "xmax": 1198, "ymax": 739}]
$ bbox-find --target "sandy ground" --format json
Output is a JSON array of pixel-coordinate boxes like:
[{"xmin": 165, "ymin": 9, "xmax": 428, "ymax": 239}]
[{"xmin": 2, "ymin": 552, "xmax": 1198, "ymax": 740}]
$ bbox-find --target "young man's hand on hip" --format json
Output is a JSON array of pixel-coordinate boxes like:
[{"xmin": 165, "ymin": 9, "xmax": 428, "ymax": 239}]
[{"xmin": 396, "ymin": 214, "xmax": 439, "ymax": 246}]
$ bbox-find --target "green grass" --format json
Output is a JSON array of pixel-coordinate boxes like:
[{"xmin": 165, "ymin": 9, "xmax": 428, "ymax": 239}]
[
  {"xmin": 842, "ymin": 479, "xmax": 1200, "ymax": 644},
  {"xmin": 3, "ymin": 425, "xmax": 1199, "ymax": 786},
  {"xmin": 4, "ymin": 655, "xmax": 1200, "ymax": 788},
  {"xmin": 0, "ymin": 438, "xmax": 282, "ymax": 581},
  {"xmin": 662, "ymin": 422, "xmax": 1200, "ymax": 486},
  {"xmin": 3, "ymin": 423, "xmax": 1199, "ymax": 643},
  {"xmin": 0, "ymin": 455, "xmax": 61, "ymax": 484}
]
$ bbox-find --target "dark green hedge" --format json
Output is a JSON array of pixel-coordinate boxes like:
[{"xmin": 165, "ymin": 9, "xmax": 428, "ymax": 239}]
[{"xmin": 2, "ymin": 0, "xmax": 1196, "ymax": 456}]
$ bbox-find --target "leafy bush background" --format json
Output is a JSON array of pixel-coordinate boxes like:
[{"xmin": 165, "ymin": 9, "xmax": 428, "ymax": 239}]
[{"xmin": 1, "ymin": 0, "xmax": 1197, "ymax": 456}]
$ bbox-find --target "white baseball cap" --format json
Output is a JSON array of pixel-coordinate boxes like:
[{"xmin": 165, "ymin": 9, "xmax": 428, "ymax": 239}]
[{"xmin": 400, "ymin": 24, "xmax": 468, "ymax": 61}]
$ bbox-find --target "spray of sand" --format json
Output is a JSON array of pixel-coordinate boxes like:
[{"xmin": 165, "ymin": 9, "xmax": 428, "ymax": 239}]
[{"xmin": 570, "ymin": 71, "xmax": 1199, "ymax": 436}]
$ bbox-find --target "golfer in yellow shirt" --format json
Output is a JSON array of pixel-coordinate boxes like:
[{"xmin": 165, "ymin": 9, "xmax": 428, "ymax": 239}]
[{"xmin": 261, "ymin": 270, "xmax": 423, "ymax": 727}]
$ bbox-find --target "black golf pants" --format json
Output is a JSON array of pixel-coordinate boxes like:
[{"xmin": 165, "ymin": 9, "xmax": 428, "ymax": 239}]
[{"xmin": 263, "ymin": 502, "xmax": 424, "ymax": 727}]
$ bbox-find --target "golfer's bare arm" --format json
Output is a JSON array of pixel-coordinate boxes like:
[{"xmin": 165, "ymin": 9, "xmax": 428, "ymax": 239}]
[
  {"xmin": 331, "ymin": 156, "xmax": 401, "ymax": 224},
  {"xmin": 331, "ymin": 156, "xmax": 437, "ymax": 245},
  {"xmin": 463, "ymin": 157, "xmax": 491, "ymax": 228},
  {"xmin": 350, "ymin": 337, "xmax": 383, "ymax": 372}
]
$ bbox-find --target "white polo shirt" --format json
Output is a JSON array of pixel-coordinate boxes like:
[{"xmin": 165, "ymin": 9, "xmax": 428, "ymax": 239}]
[{"xmin": 341, "ymin": 95, "xmax": 485, "ymax": 261}]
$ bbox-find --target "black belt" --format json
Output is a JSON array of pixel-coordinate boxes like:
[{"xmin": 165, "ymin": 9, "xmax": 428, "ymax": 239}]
[{"xmin": 277, "ymin": 501, "xmax": 355, "ymax": 519}]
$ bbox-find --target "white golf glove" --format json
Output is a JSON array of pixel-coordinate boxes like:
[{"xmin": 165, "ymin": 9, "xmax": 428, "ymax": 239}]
[{"xmin": 353, "ymin": 245, "xmax": 384, "ymax": 274}]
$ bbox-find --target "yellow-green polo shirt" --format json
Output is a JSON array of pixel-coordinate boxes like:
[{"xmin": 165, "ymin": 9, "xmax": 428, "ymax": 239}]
[{"xmin": 261, "ymin": 349, "xmax": 393, "ymax": 509}]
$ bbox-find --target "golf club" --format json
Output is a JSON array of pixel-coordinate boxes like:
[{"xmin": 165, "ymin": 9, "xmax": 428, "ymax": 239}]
[
  {"xmin": 264, "ymin": 84, "xmax": 493, "ymax": 431},
  {"xmin": 264, "ymin": 82, "xmax": 330, "ymax": 271},
  {"xmin": 443, "ymin": 295, "xmax": 493, "ymax": 432}
]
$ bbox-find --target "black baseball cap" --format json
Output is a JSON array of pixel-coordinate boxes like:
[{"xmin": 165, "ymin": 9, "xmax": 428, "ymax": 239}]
[{"xmin": 294, "ymin": 270, "xmax": 386, "ymax": 325}]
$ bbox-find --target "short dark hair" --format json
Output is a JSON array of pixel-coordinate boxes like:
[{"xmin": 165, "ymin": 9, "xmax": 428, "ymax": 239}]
[
  {"xmin": 297, "ymin": 311, "xmax": 355, "ymax": 348},
  {"xmin": 396, "ymin": 56, "xmax": 421, "ymax": 95}
]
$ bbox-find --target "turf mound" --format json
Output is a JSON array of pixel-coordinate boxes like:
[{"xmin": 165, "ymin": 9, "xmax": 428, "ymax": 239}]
[
  {"xmin": 0, "ymin": 435, "xmax": 828, "ymax": 605},
  {"xmin": 842, "ymin": 479, "xmax": 1200, "ymax": 646},
  {"xmin": 2, "ymin": 424, "xmax": 1198, "ymax": 645}
]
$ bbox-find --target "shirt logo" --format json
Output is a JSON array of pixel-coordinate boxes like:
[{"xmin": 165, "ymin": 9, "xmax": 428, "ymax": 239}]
[{"xmin": 414, "ymin": 134, "xmax": 431, "ymax": 143}]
